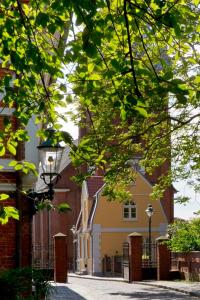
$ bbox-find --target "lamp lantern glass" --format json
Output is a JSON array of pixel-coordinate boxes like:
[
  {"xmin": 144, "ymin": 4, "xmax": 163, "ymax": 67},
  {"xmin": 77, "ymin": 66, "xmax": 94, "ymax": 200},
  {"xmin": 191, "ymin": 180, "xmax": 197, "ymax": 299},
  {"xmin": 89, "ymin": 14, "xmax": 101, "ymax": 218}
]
[
  {"xmin": 38, "ymin": 129, "xmax": 64, "ymax": 184},
  {"xmin": 38, "ymin": 145, "xmax": 64, "ymax": 175},
  {"xmin": 145, "ymin": 204, "xmax": 154, "ymax": 218}
]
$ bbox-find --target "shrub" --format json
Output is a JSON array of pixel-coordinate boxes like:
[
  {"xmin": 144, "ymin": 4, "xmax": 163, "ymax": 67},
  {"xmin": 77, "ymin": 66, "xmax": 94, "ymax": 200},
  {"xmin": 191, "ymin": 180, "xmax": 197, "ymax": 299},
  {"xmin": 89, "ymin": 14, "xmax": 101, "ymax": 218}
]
[
  {"xmin": 166, "ymin": 218, "xmax": 200, "ymax": 252},
  {"xmin": 0, "ymin": 267, "xmax": 53, "ymax": 299},
  {"xmin": 32, "ymin": 269, "xmax": 53, "ymax": 299},
  {"xmin": 0, "ymin": 268, "xmax": 32, "ymax": 299}
]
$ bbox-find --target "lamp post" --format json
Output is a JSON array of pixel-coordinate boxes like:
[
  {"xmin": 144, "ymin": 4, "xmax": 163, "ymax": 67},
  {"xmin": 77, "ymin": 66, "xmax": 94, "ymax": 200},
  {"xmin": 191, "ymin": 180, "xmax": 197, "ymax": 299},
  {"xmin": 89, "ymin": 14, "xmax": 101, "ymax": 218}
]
[
  {"xmin": 29, "ymin": 128, "xmax": 64, "ymax": 268},
  {"xmin": 26, "ymin": 128, "xmax": 64, "ymax": 269},
  {"xmin": 28, "ymin": 128, "xmax": 64, "ymax": 214},
  {"xmin": 145, "ymin": 204, "xmax": 154, "ymax": 266},
  {"xmin": 70, "ymin": 225, "xmax": 77, "ymax": 273}
]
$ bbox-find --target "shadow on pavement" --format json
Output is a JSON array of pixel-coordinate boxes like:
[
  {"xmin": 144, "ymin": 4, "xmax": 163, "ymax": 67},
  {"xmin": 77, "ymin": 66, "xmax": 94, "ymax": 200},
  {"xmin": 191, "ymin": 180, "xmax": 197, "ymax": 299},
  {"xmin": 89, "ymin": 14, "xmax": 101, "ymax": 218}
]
[
  {"xmin": 109, "ymin": 290, "xmax": 194, "ymax": 300},
  {"xmin": 50, "ymin": 284, "xmax": 87, "ymax": 300}
]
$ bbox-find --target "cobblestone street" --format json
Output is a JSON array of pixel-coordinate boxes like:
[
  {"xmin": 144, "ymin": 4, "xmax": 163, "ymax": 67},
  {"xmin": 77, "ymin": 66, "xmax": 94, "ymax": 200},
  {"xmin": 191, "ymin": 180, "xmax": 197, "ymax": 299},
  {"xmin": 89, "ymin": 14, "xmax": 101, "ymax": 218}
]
[{"xmin": 49, "ymin": 277, "xmax": 199, "ymax": 300}]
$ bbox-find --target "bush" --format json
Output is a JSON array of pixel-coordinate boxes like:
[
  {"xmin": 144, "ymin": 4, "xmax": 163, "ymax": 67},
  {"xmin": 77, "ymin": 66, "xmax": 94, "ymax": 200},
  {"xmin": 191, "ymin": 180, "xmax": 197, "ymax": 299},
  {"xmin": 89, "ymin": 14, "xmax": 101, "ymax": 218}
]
[
  {"xmin": 0, "ymin": 268, "xmax": 32, "ymax": 300},
  {"xmin": 166, "ymin": 218, "xmax": 200, "ymax": 252},
  {"xmin": 32, "ymin": 269, "xmax": 53, "ymax": 299},
  {"xmin": 0, "ymin": 267, "xmax": 53, "ymax": 299}
]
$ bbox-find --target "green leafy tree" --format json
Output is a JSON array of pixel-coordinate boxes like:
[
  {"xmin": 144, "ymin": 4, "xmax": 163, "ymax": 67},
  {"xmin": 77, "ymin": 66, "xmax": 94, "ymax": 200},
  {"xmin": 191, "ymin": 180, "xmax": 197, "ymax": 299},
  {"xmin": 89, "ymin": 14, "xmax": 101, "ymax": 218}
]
[
  {"xmin": 0, "ymin": 0, "xmax": 71, "ymax": 222},
  {"xmin": 66, "ymin": 0, "xmax": 200, "ymax": 201},
  {"xmin": 0, "ymin": 0, "xmax": 199, "ymax": 221},
  {"xmin": 167, "ymin": 218, "xmax": 200, "ymax": 252}
]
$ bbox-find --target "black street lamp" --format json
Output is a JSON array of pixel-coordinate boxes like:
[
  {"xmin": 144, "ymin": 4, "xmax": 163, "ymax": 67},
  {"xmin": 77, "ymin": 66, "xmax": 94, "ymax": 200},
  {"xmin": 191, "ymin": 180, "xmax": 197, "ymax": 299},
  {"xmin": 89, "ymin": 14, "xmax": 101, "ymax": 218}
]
[
  {"xmin": 145, "ymin": 204, "xmax": 154, "ymax": 266},
  {"xmin": 29, "ymin": 128, "xmax": 64, "ymax": 214}
]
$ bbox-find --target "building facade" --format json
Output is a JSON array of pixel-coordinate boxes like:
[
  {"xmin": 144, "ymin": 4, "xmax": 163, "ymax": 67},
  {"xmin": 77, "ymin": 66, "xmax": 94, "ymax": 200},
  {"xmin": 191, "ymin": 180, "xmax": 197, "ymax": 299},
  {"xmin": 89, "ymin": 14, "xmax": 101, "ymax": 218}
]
[{"xmin": 76, "ymin": 172, "xmax": 173, "ymax": 275}]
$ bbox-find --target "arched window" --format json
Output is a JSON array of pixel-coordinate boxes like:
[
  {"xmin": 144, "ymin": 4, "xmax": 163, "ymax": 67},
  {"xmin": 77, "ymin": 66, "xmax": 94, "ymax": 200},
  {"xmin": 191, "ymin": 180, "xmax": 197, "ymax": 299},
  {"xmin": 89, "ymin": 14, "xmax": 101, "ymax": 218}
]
[{"xmin": 123, "ymin": 201, "xmax": 136, "ymax": 220}]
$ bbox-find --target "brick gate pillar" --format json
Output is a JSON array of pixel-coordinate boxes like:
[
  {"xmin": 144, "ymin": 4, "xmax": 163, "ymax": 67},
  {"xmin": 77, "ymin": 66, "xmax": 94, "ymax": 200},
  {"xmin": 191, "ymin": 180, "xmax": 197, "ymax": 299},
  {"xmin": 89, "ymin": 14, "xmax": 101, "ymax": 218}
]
[
  {"xmin": 129, "ymin": 232, "xmax": 143, "ymax": 282},
  {"xmin": 53, "ymin": 233, "xmax": 68, "ymax": 283},
  {"xmin": 156, "ymin": 236, "xmax": 171, "ymax": 280}
]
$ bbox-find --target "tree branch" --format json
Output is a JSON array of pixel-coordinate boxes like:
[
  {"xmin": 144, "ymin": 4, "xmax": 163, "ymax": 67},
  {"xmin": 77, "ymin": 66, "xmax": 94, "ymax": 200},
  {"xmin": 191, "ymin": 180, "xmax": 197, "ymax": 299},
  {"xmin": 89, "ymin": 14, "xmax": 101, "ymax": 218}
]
[
  {"xmin": 16, "ymin": 0, "xmax": 52, "ymax": 105},
  {"xmin": 134, "ymin": 16, "xmax": 160, "ymax": 82},
  {"xmin": 123, "ymin": 0, "xmax": 142, "ymax": 98}
]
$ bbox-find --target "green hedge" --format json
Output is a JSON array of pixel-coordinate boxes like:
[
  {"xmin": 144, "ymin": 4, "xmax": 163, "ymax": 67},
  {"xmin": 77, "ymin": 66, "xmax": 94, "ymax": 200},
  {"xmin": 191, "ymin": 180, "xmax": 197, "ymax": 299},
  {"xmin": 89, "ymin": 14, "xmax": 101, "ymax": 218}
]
[{"xmin": 0, "ymin": 268, "xmax": 53, "ymax": 299}]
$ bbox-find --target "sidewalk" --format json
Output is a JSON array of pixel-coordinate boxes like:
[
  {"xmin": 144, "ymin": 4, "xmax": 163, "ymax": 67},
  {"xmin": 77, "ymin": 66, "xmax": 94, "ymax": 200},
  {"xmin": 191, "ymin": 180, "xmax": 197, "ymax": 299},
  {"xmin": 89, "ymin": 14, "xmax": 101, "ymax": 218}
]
[
  {"xmin": 68, "ymin": 273, "xmax": 200, "ymax": 298},
  {"xmin": 137, "ymin": 280, "xmax": 200, "ymax": 298}
]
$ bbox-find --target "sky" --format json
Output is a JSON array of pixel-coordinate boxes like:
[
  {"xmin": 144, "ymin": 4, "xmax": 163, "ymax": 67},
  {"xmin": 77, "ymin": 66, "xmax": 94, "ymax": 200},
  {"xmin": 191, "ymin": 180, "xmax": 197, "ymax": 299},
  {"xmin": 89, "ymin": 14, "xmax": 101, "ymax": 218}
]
[
  {"xmin": 58, "ymin": 109, "xmax": 200, "ymax": 221},
  {"xmin": 173, "ymin": 181, "xmax": 200, "ymax": 220}
]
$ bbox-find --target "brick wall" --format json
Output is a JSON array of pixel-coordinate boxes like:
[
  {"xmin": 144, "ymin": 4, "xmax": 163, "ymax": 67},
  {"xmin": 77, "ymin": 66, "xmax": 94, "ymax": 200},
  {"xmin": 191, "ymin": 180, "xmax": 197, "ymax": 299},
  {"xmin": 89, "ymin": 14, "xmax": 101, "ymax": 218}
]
[
  {"xmin": 0, "ymin": 67, "xmax": 32, "ymax": 270},
  {"xmin": 0, "ymin": 199, "xmax": 16, "ymax": 269},
  {"xmin": 0, "ymin": 171, "xmax": 33, "ymax": 271},
  {"xmin": 172, "ymin": 252, "xmax": 200, "ymax": 281}
]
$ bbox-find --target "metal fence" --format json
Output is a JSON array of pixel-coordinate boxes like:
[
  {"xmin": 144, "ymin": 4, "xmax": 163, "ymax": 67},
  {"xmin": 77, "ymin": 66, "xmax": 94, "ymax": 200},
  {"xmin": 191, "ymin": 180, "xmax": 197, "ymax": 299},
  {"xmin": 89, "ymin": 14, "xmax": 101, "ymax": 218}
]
[
  {"xmin": 102, "ymin": 255, "xmax": 123, "ymax": 276},
  {"xmin": 122, "ymin": 242, "xmax": 130, "ymax": 281},
  {"xmin": 142, "ymin": 241, "xmax": 157, "ymax": 268},
  {"xmin": 32, "ymin": 244, "xmax": 54, "ymax": 269}
]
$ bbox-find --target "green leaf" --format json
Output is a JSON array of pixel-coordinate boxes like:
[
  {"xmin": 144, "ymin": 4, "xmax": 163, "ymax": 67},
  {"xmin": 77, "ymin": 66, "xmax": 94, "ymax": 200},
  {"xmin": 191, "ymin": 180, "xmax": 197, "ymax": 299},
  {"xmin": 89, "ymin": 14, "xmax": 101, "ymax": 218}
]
[
  {"xmin": 35, "ymin": 12, "xmax": 49, "ymax": 27},
  {"xmin": 14, "ymin": 164, "xmax": 24, "ymax": 171},
  {"xmin": 0, "ymin": 206, "xmax": 19, "ymax": 224},
  {"xmin": 57, "ymin": 203, "xmax": 71, "ymax": 213},
  {"xmin": 83, "ymin": 42, "xmax": 97, "ymax": 58},
  {"xmin": 0, "ymin": 193, "xmax": 9, "ymax": 201},
  {"xmin": 3, "ymin": 116, "xmax": 10, "ymax": 127},
  {"xmin": 0, "ymin": 145, "xmax": 5, "ymax": 157},
  {"xmin": 111, "ymin": 59, "xmax": 120, "ymax": 70},
  {"xmin": 134, "ymin": 106, "xmax": 148, "ymax": 117},
  {"xmin": 176, "ymin": 94, "xmax": 187, "ymax": 104},
  {"xmin": 8, "ymin": 160, "xmax": 18, "ymax": 167},
  {"xmin": 120, "ymin": 107, "xmax": 127, "ymax": 121},
  {"xmin": 7, "ymin": 143, "xmax": 16, "ymax": 156},
  {"xmin": 88, "ymin": 63, "xmax": 94, "ymax": 73},
  {"xmin": 0, "ymin": 211, "xmax": 8, "ymax": 224},
  {"xmin": 4, "ymin": 206, "xmax": 19, "ymax": 220}
]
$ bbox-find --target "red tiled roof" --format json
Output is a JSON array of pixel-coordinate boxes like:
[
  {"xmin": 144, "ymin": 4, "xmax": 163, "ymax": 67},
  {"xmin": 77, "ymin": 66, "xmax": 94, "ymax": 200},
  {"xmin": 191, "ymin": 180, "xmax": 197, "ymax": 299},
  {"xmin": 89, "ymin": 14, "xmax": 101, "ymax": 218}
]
[{"xmin": 86, "ymin": 176, "xmax": 104, "ymax": 198}]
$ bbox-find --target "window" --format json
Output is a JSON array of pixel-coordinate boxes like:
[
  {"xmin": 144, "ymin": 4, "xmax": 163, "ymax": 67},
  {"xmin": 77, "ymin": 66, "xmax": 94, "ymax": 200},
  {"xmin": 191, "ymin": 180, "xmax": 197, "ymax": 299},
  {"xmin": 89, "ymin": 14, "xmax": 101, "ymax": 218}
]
[{"xmin": 123, "ymin": 201, "xmax": 136, "ymax": 220}]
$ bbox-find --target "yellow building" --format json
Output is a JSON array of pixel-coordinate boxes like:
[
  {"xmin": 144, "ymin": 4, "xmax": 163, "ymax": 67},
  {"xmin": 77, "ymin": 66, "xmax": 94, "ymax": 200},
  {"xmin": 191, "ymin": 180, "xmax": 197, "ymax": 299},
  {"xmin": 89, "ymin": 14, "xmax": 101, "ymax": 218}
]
[{"xmin": 76, "ymin": 172, "xmax": 171, "ymax": 275}]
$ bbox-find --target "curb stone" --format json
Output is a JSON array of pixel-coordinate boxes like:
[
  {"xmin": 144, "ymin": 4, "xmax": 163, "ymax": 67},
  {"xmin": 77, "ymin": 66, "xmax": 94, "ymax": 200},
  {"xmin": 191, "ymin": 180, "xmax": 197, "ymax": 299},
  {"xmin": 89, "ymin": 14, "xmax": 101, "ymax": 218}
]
[
  {"xmin": 134, "ymin": 281, "xmax": 200, "ymax": 299},
  {"xmin": 68, "ymin": 273, "xmax": 126, "ymax": 283}
]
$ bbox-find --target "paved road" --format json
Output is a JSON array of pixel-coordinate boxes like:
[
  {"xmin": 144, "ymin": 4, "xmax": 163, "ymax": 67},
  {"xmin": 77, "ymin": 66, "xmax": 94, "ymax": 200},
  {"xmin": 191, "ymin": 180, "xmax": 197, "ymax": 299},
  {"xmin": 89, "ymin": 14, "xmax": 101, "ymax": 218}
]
[{"xmin": 49, "ymin": 277, "xmax": 198, "ymax": 300}]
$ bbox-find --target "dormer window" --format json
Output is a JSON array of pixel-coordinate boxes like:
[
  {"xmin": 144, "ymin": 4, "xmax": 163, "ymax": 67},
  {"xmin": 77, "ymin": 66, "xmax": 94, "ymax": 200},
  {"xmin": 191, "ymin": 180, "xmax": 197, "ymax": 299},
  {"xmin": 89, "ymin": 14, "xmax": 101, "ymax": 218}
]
[
  {"xmin": 87, "ymin": 165, "xmax": 95, "ymax": 174},
  {"xmin": 128, "ymin": 158, "xmax": 145, "ymax": 174},
  {"xmin": 123, "ymin": 201, "xmax": 136, "ymax": 220}
]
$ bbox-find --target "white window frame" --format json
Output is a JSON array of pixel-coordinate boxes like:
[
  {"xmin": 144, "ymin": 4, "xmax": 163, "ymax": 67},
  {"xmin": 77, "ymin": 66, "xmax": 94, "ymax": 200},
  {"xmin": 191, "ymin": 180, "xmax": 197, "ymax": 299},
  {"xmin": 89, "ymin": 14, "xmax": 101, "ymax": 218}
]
[{"xmin": 123, "ymin": 201, "xmax": 137, "ymax": 221}]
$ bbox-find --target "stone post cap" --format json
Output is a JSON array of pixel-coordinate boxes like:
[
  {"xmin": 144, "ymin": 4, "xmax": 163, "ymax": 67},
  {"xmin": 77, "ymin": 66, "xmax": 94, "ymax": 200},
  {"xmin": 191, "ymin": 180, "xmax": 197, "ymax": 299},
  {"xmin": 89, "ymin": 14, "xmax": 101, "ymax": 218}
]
[
  {"xmin": 156, "ymin": 235, "xmax": 169, "ymax": 242},
  {"xmin": 128, "ymin": 232, "xmax": 142, "ymax": 237},
  {"xmin": 53, "ymin": 232, "xmax": 67, "ymax": 238}
]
